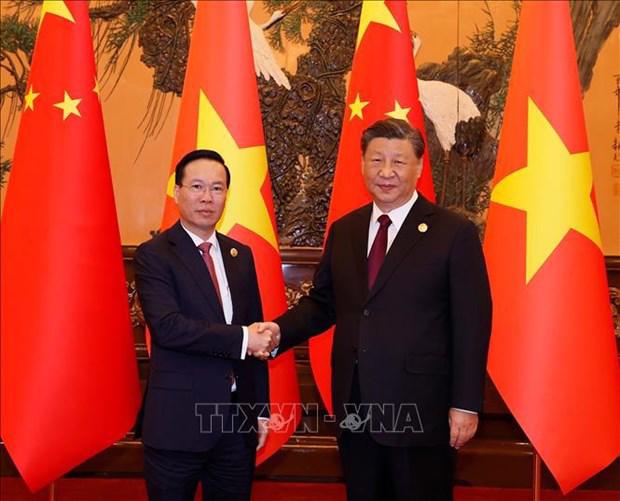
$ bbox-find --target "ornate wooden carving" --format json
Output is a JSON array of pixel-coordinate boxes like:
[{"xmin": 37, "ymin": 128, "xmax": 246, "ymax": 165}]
[
  {"xmin": 258, "ymin": 1, "xmax": 360, "ymax": 247},
  {"xmin": 611, "ymin": 287, "xmax": 620, "ymax": 338},
  {"xmin": 137, "ymin": 0, "xmax": 193, "ymax": 96}
]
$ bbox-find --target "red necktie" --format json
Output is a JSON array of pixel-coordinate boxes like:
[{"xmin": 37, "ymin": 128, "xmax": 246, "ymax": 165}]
[
  {"xmin": 198, "ymin": 242, "xmax": 222, "ymax": 305},
  {"xmin": 368, "ymin": 214, "xmax": 392, "ymax": 289}
]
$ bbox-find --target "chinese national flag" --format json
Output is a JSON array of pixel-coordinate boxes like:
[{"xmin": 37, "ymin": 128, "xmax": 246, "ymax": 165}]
[
  {"xmin": 160, "ymin": 0, "xmax": 300, "ymax": 463},
  {"xmin": 0, "ymin": 0, "xmax": 141, "ymax": 492},
  {"xmin": 309, "ymin": 0, "xmax": 436, "ymax": 413},
  {"xmin": 485, "ymin": 0, "xmax": 620, "ymax": 493}
]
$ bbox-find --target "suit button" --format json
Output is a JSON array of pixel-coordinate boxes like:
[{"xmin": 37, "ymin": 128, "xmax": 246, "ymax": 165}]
[
  {"xmin": 363, "ymin": 309, "xmax": 370, "ymax": 317},
  {"xmin": 361, "ymin": 348, "xmax": 367, "ymax": 353}
]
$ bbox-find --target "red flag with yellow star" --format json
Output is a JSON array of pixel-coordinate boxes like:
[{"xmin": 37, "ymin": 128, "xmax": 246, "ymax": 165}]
[
  {"xmin": 160, "ymin": 0, "xmax": 300, "ymax": 463},
  {"xmin": 485, "ymin": 0, "xmax": 620, "ymax": 493},
  {"xmin": 0, "ymin": 0, "xmax": 140, "ymax": 492},
  {"xmin": 309, "ymin": 0, "xmax": 436, "ymax": 413}
]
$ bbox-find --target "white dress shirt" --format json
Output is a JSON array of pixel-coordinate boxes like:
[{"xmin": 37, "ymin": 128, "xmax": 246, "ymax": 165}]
[{"xmin": 367, "ymin": 191, "xmax": 419, "ymax": 256}]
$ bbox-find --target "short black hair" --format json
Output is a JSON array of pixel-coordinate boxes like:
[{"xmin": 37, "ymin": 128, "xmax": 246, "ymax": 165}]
[
  {"xmin": 361, "ymin": 118, "xmax": 425, "ymax": 159},
  {"xmin": 174, "ymin": 149, "xmax": 231, "ymax": 187}
]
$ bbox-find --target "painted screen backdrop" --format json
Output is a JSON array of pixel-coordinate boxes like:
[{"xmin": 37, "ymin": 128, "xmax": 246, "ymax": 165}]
[{"xmin": 0, "ymin": 1, "xmax": 617, "ymax": 255}]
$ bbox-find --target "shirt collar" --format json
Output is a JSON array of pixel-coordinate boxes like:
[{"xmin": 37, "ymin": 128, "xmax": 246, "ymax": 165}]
[
  {"xmin": 180, "ymin": 222, "xmax": 219, "ymax": 251},
  {"xmin": 371, "ymin": 191, "xmax": 418, "ymax": 230}
]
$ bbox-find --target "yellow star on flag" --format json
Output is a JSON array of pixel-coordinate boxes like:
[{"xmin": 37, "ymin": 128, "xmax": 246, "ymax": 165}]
[
  {"xmin": 356, "ymin": 0, "xmax": 401, "ymax": 48},
  {"xmin": 39, "ymin": 0, "xmax": 75, "ymax": 28},
  {"xmin": 491, "ymin": 98, "xmax": 602, "ymax": 283},
  {"xmin": 349, "ymin": 92, "xmax": 369, "ymax": 120},
  {"xmin": 53, "ymin": 91, "xmax": 82, "ymax": 120},
  {"xmin": 24, "ymin": 85, "xmax": 40, "ymax": 111},
  {"xmin": 385, "ymin": 100, "xmax": 411, "ymax": 121},
  {"xmin": 93, "ymin": 78, "xmax": 101, "ymax": 100},
  {"xmin": 166, "ymin": 90, "xmax": 277, "ymax": 250}
]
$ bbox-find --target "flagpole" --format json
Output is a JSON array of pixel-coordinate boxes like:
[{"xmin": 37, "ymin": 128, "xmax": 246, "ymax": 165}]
[
  {"xmin": 532, "ymin": 449, "xmax": 541, "ymax": 501},
  {"xmin": 49, "ymin": 481, "xmax": 56, "ymax": 501}
]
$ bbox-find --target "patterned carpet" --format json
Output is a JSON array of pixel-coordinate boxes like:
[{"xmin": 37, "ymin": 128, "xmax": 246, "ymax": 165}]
[{"xmin": 2, "ymin": 478, "xmax": 618, "ymax": 501}]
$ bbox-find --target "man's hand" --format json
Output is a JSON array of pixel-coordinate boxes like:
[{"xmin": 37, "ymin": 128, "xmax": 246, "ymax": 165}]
[
  {"xmin": 256, "ymin": 418, "xmax": 269, "ymax": 451},
  {"xmin": 247, "ymin": 323, "xmax": 273, "ymax": 360},
  {"xmin": 257, "ymin": 321, "xmax": 280, "ymax": 352},
  {"xmin": 448, "ymin": 408, "xmax": 478, "ymax": 449}
]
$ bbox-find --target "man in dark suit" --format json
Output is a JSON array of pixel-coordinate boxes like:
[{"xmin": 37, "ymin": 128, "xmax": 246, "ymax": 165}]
[
  {"xmin": 265, "ymin": 119, "xmax": 492, "ymax": 501},
  {"xmin": 135, "ymin": 149, "xmax": 276, "ymax": 501}
]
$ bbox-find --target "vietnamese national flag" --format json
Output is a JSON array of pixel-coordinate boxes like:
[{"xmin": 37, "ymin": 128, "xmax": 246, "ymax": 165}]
[
  {"xmin": 485, "ymin": 0, "xmax": 620, "ymax": 493},
  {"xmin": 309, "ymin": 0, "xmax": 436, "ymax": 413},
  {"xmin": 160, "ymin": 0, "xmax": 300, "ymax": 463},
  {"xmin": 0, "ymin": 0, "xmax": 141, "ymax": 492}
]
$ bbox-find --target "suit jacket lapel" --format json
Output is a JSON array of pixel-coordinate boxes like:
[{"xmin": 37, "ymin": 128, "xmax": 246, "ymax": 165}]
[
  {"xmin": 347, "ymin": 205, "xmax": 373, "ymax": 298},
  {"xmin": 366, "ymin": 196, "xmax": 435, "ymax": 303},
  {"xmin": 217, "ymin": 234, "xmax": 244, "ymax": 324},
  {"xmin": 167, "ymin": 222, "xmax": 225, "ymax": 321}
]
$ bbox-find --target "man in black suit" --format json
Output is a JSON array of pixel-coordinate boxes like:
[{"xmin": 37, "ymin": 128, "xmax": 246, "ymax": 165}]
[
  {"xmin": 265, "ymin": 119, "xmax": 492, "ymax": 501},
  {"xmin": 135, "ymin": 149, "xmax": 276, "ymax": 501}
]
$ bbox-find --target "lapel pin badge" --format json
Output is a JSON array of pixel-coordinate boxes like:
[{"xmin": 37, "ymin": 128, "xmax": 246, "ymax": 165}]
[
  {"xmin": 230, "ymin": 248, "xmax": 238, "ymax": 257},
  {"xmin": 418, "ymin": 223, "xmax": 428, "ymax": 233}
]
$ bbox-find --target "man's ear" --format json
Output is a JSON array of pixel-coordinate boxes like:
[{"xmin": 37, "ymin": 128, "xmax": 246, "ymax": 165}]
[{"xmin": 415, "ymin": 157, "xmax": 423, "ymax": 180}]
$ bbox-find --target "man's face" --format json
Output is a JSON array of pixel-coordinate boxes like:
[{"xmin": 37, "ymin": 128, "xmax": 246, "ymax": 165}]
[
  {"xmin": 362, "ymin": 137, "xmax": 422, "ymax": 212},
  {"xmin": 174, "ymin": 158, "xmax": 228, "ymax": 238}
]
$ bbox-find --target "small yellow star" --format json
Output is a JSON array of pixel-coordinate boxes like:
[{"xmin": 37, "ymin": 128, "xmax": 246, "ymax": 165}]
[
  {"xmin": 53, "ymin": 91, "xmax": 82, "ymax": 120},
  {"xmin": 349, "ymin": 92, "xmax": 369, "ymax": 120},
  {"xmin": 39, "ymin": 0, "xmax": 75, "ymax": 29},
  {"xmin": 24, "ymin": 85, "xmax": 40, "ymax": 111},
  {"xmin": 385, "ymin": 100, "xmax": 411, "ymax": 121},
  {"xmin": 491, "ymin": 98, "xmax": 601, "ymax": 283},
  {"xmin": 356, "ymin": 0, "xmax": 401, "ymax": 48},
  {"xmin": 93, "ymin": 78, "xmax": 101, "ymax": 100}
]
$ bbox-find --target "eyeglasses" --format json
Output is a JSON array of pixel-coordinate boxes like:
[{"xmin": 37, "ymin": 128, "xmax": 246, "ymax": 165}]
[{"xmin": 179, "ymin": 183, "xmax": 227, "ymax": 196}]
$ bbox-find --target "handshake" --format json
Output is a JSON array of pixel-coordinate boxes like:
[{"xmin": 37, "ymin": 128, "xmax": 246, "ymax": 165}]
[{"xmin": 247, "ymin": 321, "xmax": 281, "ymax": 360}]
